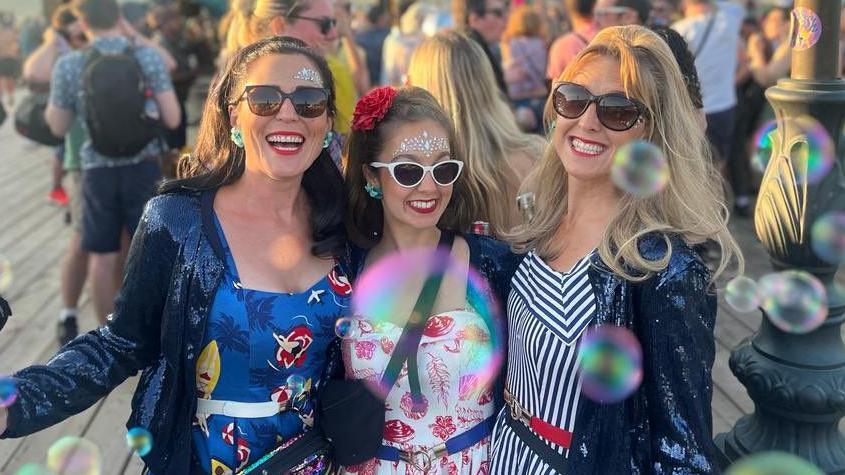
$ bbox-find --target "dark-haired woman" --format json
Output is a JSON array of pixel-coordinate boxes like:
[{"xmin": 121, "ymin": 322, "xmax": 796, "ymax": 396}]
[
  {"xmin": 340, "ymin": 86, "xmax": 520, "ymax": 474},
  {"xmin": 0, "ymin": 37, "xmax": 348, "ymax": 475}
]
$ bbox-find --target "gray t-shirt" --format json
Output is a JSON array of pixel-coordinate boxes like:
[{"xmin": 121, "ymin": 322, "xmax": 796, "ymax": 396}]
[{"xmin": 49, "ymin": 35, "xmax": 174, "ymax": 170}]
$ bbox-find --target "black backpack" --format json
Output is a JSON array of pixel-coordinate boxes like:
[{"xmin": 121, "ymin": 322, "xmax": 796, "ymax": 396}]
[{"xmin": 82, "ymin": 43, "xmax": 159, "ymax": 158}]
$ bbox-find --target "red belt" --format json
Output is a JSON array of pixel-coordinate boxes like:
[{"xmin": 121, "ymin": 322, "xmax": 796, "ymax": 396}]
[{"xmin": 504, "ymin": 388, "xmax": 573, "ymax": 449}]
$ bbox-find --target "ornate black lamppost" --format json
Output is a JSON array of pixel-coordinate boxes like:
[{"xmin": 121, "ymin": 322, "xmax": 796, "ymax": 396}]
[{"xmin": 714, "ymin": 1, "xmax": 845, "ymax": 472}]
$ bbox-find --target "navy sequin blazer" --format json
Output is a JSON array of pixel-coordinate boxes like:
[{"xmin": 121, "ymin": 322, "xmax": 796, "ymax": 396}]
[{"xmin": 564, "ymin": 234, "xmax": 720, "ymax": 474}]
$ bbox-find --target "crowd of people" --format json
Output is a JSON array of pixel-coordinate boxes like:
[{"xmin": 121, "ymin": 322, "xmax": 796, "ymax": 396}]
[{"xmin": 0, "ymin": 0, "xmax": 837, "ymax": 473}]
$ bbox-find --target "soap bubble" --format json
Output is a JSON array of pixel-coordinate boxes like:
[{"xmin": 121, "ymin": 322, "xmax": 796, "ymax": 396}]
[
  {"xmin": 726, "ymin": 451, "xmax": 824, "ymax": 475},
  {"xmin": 725, "ymin": 276, "xmax": 760, "ymax": 313},
  {"xmin": 334, "ymin": 317, "xmax": 360, "ymax": 339},
  {"xmin": 578, "ymin": 325, "xmax": 643, "ymax": 404},
  {"xmin": 349, "ymin": 247, "xmax": 504, "ymax": 398},
  {"xmin": 610, "ymin": 140, "xmax": 669, "ymax": 198},
  {"xmin": 789, "ymin": 116, "xmax": 835, "ymax": 185},
  {"xmin": 46, "ymin": 436, "xmax": 101, "ymax": 475},
  {"xmin": 125, "ymin": 427, "xmax": 153, "ymax": 457},
  {"xmin": 811, "ymin": 211, "xmax": 845, "ymax": 264},
  {"xmin": 0, "ymin": 375, "xmax": 18, "ymax": 408},
  {"xmin": 286, "ymin": 374, "xmax": 306, "ymax": 396},
  {"xmin": 752, "ymin": 120, "xmax": 778, "ymax": 172},
  {"xmin": 13, "ymin": 464, "xmax": 56, "ymax": 475},
  {"xmin": 758, "ymin": 271, "xmax": 827, "ymax": 334}
]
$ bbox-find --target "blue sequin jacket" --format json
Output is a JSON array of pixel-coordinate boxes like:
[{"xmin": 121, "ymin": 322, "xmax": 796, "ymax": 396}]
[
  {"xmin": 565, "ymin": 234, "xmax": 720, "ymax": 474},
  {"xmin": 0, "ymin": 189, "xmax": 522, "ymax": 474}
]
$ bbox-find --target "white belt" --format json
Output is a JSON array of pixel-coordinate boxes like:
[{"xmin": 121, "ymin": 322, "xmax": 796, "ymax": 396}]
[{"xmin": 196, "ymin": 399, "xmax": 285, "ymax": 418}]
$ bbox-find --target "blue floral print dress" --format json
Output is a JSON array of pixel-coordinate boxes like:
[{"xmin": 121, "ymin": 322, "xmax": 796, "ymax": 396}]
[{"xmin": 191, "ymin": 215, "xmax": 352, "ymax": 474}]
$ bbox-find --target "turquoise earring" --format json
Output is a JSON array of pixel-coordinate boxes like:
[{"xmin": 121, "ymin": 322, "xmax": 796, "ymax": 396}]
[
  {"xmin": 230, "ymin": 127, "xmax": 244, "ymax": 148},
  {"xmin": 323, "ymin": 131, "xmax": 334, "ymax": 149},
  {"xmin": 364, "ymin": 183, "xmax": 383, "ymax": 200}
]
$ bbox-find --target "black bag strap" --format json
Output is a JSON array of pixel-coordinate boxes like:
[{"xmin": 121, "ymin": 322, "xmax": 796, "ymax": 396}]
[
  {"xmin": 692, "ymin": 6, "xmax": 718, "ymax": 58},
  {"xmin": 379, "ymin": 231, "xmax": 455, "ymax": 409}
]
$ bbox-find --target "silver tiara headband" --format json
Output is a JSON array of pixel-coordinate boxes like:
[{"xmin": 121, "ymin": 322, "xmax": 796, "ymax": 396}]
[
  {"xmin": 393, "ymin": 131, "xmax": 450, "ymax": 158},
  {"xmin": 292, "ymin": 67, "xmax": 324, "ymax": 87}
]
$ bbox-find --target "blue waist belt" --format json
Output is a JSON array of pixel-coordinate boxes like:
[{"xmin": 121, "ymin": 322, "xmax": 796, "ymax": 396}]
[{"xmin": 377, "ymin": 415, "xmax": 495, "ymax": 472}]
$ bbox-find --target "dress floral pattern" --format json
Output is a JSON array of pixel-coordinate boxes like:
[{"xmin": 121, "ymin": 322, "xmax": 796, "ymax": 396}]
[
  {"xmin": 341, "ymin": 309, "xmax": 496, "ymax": 475},
  {"xmin": 191, "ymin": 215, "xmax": 352, "ymax": 474}
]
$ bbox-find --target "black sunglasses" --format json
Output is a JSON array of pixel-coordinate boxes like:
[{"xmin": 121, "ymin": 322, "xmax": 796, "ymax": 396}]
[
  {"xmin": 553, "ymin": 82, "xmax": 645, "ymax": 132},
  {"xmin": 287, "ymin": 14, "xmax": 337, "ymax": 35},
  {"xmin": 231, "ymin": 85, "xmax": 328, "ymax": 118},
  {"xmin": 370, "ymin": 160, "xmax": 464, "ymax": 188},
  {"xmin": 485, "ymin": 7, "xmax": 505, "ymax": 17}
]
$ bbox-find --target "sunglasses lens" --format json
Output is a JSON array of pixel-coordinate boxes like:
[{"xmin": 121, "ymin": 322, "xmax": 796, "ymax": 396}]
[
  {"xmin": 432, "ymin": 162, "xmax": 461, "ymax": 185},
  {"xmin": 554, "ymin": 85, "xmax": 590, "ymax": 119},
  {"xmin": 246, "ymin": 86, "xmax": 283, "ymax": 116},
  {"xmin": 292, "ymin": 88, "xmax": 328, "ymax": 118},
  {"xmin": 598, "ymin": 95, "xmax": 641, "ymax": 131},
  {"xmin": 393, "ymin": 163, "xmax": 424, "ymax": 187}
]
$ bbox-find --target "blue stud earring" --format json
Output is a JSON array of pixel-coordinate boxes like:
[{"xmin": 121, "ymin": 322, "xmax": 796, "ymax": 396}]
[
  {"xmin": 323, "ymin": 131, "xmax": 334, "ymax": 149},
  {"xmin": 364, "ymin": 183, "xmax": 383, "ymax": 200},
  {"xmin": 230, "ymin": 127, "xmax": 244, "ymax": 148}
]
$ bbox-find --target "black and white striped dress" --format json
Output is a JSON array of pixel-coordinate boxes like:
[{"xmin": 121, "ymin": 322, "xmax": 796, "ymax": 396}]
[{"xmin": 490, "ymin": 250, "xmax": 596, "ymax": 475}]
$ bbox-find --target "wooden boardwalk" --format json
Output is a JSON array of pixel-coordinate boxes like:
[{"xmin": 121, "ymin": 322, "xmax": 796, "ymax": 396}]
[{"xmin": 0, "ymin": 105, "xmax": 780, "ymax": 473}]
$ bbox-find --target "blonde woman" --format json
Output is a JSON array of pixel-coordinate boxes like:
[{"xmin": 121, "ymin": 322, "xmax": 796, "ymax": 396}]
[
  {"xmin": 490, "ymin": 25, "xmax": 743, "ymax": 474},
  {"xmin": 217, "ymin": 0, "xmax": 257, "ymax": 68},
  {"xmin": 248, "ymin": 0, "xmax": 358, "ymax": 138},
  {"xmin": 501, "ymin": 5, "xmax": 548, "ymax": 132},
  {"xmin": 408, "ymin": 31, "xmax": 545, "ymax": 237}
]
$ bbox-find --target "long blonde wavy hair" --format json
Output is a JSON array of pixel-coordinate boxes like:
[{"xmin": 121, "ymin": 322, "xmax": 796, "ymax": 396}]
[
  {"xmin": 218, "ymin": 0, "xmax": 257, "ymax": 65},
  {"xmin": 510, "ymin": 25, "xmax": 743, "ymax": 281},
  {"xmin": 408, "ymin": 31, "xmax": 546, "ymax": 237}
]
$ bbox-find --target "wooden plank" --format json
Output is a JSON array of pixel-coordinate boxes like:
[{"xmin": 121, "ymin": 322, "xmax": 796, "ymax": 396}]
[{"xmin": 80, "ymin": 378, "xmax": 139, "ymax": 475}]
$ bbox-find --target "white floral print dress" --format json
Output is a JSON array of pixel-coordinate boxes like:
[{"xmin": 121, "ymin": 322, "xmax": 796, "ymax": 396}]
[{"xmin": 341, "ymin": 309, "xmax": 496, "ymax": 475}]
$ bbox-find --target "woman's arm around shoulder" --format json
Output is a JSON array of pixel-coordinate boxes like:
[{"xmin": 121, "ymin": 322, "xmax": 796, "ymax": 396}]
[
  {"xmin": 464, "ymin": 233, "xmax": 523, "ymax": 307},
  {"xmin": 634, "ymin": 245, "xmax": 720, "ymax": 474},
  {"xmin": 0, "ymin": 193, "xmax": 190, "ymax": 438}
]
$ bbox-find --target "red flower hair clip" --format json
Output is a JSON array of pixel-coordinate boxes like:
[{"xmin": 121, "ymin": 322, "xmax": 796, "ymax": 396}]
[{"xmin": 352, "ymin": 86, "xmax": 397, "ymax": 132}]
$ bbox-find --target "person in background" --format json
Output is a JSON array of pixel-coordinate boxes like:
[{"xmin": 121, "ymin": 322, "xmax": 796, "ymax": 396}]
[
  {"xmin": 250, "ymin": 0, "xmax": 358, "ymax": 141},
  {"xmin": 334, "ymin": 0, "xmax": 370, "ymax": 96},
  {"xmin": 501, "ymin": 5, "xmax": 548, "ymax": 133},
  {"xmin": 650, "ymin": 24, "xmax": 706, "ymax": 130},
  {"xmin": 149, "ymin": 3, "xmax": 201, "ymax": 152},
  {"xmin": 672, "ymin": 0, "xmax": 745, "ymax": 166},
  {"xmin": 452, "ymin": 0, "xmax": 508, "ymax": 95},
  {"xmin": 23, "ymin": 5, "xmax": 87, "ymax": 208},
  {"xmin": 356, "ymin": 1, "xmax": 391, "ymax": 87},
  {"xmin": 217, "ymin": 0, "xmax": 257, "ymax": 67},
  {"xmin": 648, "ymin": 0, "xmax": 679, "ymax": 26},
  {"xmin": 22, "ymin": 4, "xmax": 94, "ymax": 346},
  {"xmin": 45, "ymin": 0, "xmax": 181, "ymax": 325},
  {"xmin": 594, "ymin": 0, "xmax": 651, "ymax": 29},
  {"xmin": 382, "ymin": 2, "xmax": 432, "ymax": 86},
  {"xmin": 728, "ymin": 5, "xmax": 790, "ymax": 216},
  {"xmin": 0, "ymin": 12, "xmax": 20, "ymax": 108},
  {"xmin": 746, "ymin": 5, "xmax": 790, "ymax": 88},
  {"xmin": 409, "ymin": 31, "xmax": 546, "ymax": 237},
  {"xmin": 547, "ymin": 0, "xmax": 597, "ymax": 81}
]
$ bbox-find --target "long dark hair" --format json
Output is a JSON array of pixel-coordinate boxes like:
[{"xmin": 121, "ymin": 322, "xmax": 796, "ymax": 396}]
[
  {"xmin": 160, "ymin": 36, "xmax": 345, "ymax": 258},
  {"xmin": 346, "ymin": 86, "xmax": 471, "ymax": 248}
]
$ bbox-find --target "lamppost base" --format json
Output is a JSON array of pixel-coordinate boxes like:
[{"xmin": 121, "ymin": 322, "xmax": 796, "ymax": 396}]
[{"xmin": 714, "ymin": 336, "xmax": 845, "ymax": 473}]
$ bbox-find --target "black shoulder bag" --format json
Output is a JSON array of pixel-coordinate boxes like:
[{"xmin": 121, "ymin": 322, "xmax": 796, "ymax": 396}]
[{"xmin": 318, "ymin": 232, "xmax": 455, "ymax": 466}]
